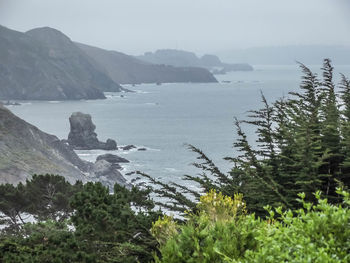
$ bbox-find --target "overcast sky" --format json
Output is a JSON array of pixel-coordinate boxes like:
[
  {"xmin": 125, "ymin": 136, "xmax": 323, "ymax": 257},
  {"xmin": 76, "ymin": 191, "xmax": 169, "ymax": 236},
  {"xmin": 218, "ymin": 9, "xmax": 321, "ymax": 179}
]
[{"xmin": 0, "ymin": 0, "xmax": 349, "ymax": 55}]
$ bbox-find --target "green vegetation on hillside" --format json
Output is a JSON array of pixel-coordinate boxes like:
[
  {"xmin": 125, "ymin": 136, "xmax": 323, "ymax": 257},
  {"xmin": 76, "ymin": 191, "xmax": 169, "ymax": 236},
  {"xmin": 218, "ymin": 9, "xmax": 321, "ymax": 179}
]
[{"xmin": 0, "ymin": 175, "xmax": 161, "ymax": 262}]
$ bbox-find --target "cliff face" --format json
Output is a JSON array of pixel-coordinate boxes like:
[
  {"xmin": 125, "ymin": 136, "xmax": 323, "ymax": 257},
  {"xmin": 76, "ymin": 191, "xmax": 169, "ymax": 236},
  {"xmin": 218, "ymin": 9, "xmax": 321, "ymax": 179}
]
[
  {"xmin": 0, "ymin": 26, "xmax": 123, "ymax": 100},
  {"xmin": 77, "ymin": 43, "xmax": 218, "ymax": 84},
  {"xmin": 0, "ymin": 104, "xmax": 89, "ymax": 184}
]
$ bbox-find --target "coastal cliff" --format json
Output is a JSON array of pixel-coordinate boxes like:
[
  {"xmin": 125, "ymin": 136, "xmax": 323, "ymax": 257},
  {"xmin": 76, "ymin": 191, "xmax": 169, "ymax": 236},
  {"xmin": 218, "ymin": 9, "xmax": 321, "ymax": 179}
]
[
  {"xmin": 0, "ymin": 104, "xmax": 126, "ymax": 188},
  {"xmin": 0, "ymin": 25, "xmax": 124, "ymax": 100}
]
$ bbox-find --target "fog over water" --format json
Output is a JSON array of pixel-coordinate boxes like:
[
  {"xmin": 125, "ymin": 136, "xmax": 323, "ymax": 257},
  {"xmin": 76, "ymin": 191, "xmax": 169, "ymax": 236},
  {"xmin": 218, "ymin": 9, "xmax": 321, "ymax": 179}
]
[{"xmin": 0, "ymin": 0, "xmax": 349, "ymax": 55}]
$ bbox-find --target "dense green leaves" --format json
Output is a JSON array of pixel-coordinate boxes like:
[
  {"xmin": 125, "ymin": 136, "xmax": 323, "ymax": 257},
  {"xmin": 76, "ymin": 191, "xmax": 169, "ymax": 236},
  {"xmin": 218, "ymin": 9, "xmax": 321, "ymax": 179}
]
[
  {"xmin": 154, "ymin": 189, "xmax": 350, "ymax": 263},
  {"xmin": 25, "ymin": 174, "xmax": 83, "ymax": 221},
  {"xmin": 70, "ymin": 182, "xmax": 161, "ymax": 262},
  {"xmin": 0, "ymin": 221, "xmax": 94, "ymax": 263},
  {"xmin": 0, "ymin": 175, "xmax": 161, "ymax": 262},
  {"xmin": 0, "ymin": 183, "xmax": 28, "ymax": 233},
  {"xmin": 0, "ymin": 174, "xmax": 82, "ymax": 233}
]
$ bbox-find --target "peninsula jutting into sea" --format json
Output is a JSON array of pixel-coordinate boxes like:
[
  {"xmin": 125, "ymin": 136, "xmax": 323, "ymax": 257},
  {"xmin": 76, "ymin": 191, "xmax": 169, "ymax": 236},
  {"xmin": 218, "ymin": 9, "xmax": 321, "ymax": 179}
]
[{"xmin": 0, "ymin": 25, "xmax": 255, "ymax": 101}]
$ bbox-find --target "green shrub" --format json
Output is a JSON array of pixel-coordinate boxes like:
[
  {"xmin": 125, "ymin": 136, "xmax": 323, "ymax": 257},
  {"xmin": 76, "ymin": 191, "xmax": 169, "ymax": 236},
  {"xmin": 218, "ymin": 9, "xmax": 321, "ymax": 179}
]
[
  {"xmin": 153, "ymin": 190, "xmax": 259, "ymax": 262},
  {"xmin": 154, "ymin": 189, "xmax": 350, "ymax": 263}
]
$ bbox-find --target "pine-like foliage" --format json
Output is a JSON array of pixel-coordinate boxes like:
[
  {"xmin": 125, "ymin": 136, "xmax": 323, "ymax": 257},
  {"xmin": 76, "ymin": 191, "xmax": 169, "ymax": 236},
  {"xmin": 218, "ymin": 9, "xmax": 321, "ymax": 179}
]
[
  {"xmin": 339, "ymin": 73, "xmax": 350, "ymax": 188},
  {"xmin": 0, "ymin": 175, "xmax": 162, "ymax": 262},
  {"xmin": 140, "ymin": 59, "xmax": 350, "ymax": 216}
]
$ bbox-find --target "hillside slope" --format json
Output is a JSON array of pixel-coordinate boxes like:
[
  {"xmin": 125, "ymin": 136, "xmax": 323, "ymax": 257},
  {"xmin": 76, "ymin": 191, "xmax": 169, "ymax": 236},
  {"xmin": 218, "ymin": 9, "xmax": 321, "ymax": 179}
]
[
  {"xmin": 0, "ymin": 104, "xmax": 89, "ymax": 184},
  {"xmin": 0, "ymin": 26, "xmax": 123, "ymax": 100}
]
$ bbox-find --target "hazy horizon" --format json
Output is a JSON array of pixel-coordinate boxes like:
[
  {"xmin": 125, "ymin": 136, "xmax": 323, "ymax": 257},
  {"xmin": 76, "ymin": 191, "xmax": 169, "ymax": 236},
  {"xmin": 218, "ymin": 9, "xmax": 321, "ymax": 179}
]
[{"xmin": 1, "ymin": 0, "xmax": 350, "ymax": 56}]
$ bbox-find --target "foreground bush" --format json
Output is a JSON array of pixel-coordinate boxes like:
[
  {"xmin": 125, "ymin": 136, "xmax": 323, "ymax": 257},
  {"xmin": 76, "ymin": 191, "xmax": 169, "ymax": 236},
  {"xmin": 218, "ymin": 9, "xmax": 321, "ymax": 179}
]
[
  {"xmin": 0, "ymin": 221, "xmax": 93, "ymax": 262},
  {"xmin": 0, "ymin": 176, "xmax": 161, "ymax": 263},
  {"xmin": 153, "ymin": 189, "xmax": 350, "ymax": 263}
]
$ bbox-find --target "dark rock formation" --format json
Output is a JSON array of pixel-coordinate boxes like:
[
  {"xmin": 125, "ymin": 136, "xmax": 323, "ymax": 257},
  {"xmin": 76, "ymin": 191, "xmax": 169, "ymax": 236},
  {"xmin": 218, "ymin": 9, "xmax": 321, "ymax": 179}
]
[
  {"xmin": 91, "ymin": 160, "xmax": 128, "ymax": 188},
  {"xmin": 67, "ymin": 112, "xmax": 117, "ymax": 150},
  {"xmin": 137, "ymin": 49, "xmax": 253, "ymax": 73},
  {"xmin": 105, "ymin": 139, "xmax": 117, "ymax": 150},
  {"xmin": 77, "ymin": 43, "xmax": 217, "ymax": 84},
  {"xmin": 96, "ymin": 154, "xmax": 129, "ymax": 164},
  {"xmin": 137, "ymin": 148, "xmax": 147, "ymax": 151},
  {"xmin": 121, "ymin": 145, "xmax": 137, "ymax": 151},
  {"xmin": 0, "ymin": 25, "xmax": 125, "ymax": 100}
]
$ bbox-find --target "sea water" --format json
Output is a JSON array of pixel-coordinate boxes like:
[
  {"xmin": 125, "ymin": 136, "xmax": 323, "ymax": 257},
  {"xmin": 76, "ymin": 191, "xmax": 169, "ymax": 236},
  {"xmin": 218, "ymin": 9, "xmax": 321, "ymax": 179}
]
[{"xmin": 9, "ymin": 65, "xmax": 350, "ymax": 188}]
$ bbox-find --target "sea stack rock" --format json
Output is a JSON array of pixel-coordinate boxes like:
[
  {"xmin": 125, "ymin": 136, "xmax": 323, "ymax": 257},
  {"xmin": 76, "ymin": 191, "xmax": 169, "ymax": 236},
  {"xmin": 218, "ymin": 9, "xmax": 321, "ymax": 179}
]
[{"xmin": 67, "ymin": 112, "xmax": 117, "ymax": 150}]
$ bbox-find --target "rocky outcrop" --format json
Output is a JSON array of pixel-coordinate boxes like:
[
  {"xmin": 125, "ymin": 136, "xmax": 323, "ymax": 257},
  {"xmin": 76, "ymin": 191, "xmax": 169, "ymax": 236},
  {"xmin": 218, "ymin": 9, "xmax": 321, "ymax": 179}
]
[
  {"xmin": 121, "ymin": 145, "xmax": 137, "ymax": 151},
  {"xmin": 137, "ymin": 49, "xmax": 253, "ymax": 73},
  {"xmin": 77, "ymin": 43, "xmax": 218, "ymax": 84},
  {"xmin": 137, "ymin": 148, "xmax": 147, "ymax": 151},
  {"xmin": 0, "ymin": 25, "xmax": 125, "ymax": 100},
  {"xmin": 90, "ymin": 160, "xmax": 128, "ymax": 189},
  {"xmin": 67, "ymin": 112, "xmax": 117, "ymax": 150},
  {"xmin": 96, "ymin": 154, "xmax": 129, "ymax": 164}
]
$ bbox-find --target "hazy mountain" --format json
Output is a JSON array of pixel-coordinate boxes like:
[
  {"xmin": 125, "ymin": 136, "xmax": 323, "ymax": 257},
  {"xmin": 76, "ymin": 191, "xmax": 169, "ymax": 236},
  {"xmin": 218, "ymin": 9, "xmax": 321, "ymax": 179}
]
[
  {"xmin": 219, "ymin": 45, "xmax": 350, "ymax": 65},
  {"xmin": 77, "ymin": 43, "xmax": 218, "ymax": 84},
  {"xmin": 137, "ymin": 49, "xmax": 253, "ymax": 73},
  {"xmin": 0, "ymin": 25, "xmax": 124, "ymax": 100},
  {"xmin": 139, "ymin": 49, "xmax": 199, "ymax": 68},
  {"xmin": 0, "ymin": 25, "xmax": 217, "ymax": 100}
]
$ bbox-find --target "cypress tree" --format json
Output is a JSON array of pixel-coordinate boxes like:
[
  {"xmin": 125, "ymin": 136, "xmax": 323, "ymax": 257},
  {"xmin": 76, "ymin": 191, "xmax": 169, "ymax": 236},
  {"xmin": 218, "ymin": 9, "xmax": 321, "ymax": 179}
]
[
  {"xmin": 339, "ymin": 74, "xmax": 350, "ymax": 188},
  {"xmin": 284, "ymin": 63, "xmax": 323, "ymax": 201},
  {"xmin": 318, "ymin": 59, "xmax": 342, "ymax": 200}
]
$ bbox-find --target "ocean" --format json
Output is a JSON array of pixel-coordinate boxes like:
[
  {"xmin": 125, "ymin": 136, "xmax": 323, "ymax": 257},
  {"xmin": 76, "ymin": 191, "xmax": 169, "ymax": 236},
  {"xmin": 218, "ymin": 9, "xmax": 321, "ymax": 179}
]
[{"xmin": 9, "ymin": 64, "xmax": 350, "ymax": 188}]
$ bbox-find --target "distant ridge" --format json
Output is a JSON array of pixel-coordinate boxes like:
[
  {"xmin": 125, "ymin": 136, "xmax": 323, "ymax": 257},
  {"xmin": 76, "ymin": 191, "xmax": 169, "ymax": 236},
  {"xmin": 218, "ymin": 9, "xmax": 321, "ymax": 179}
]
[
  {"xmin": 77, "ymin": 43, "xmax": 218, "ymax": 84},
  {"xmin": 137, "ymin": 49, "xmax": 253, "ymax": 73}
]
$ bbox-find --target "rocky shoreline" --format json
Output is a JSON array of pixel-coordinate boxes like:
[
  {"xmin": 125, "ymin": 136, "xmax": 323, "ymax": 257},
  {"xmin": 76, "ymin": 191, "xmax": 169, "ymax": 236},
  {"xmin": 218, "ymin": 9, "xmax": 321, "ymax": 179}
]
[
  {"xmin": 64, "ymin": 112, "xmax": 148, "ymax": 189},
  {"xmin": 0, "ymin": 104, "xmax": 150, "ymax": 190}
]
